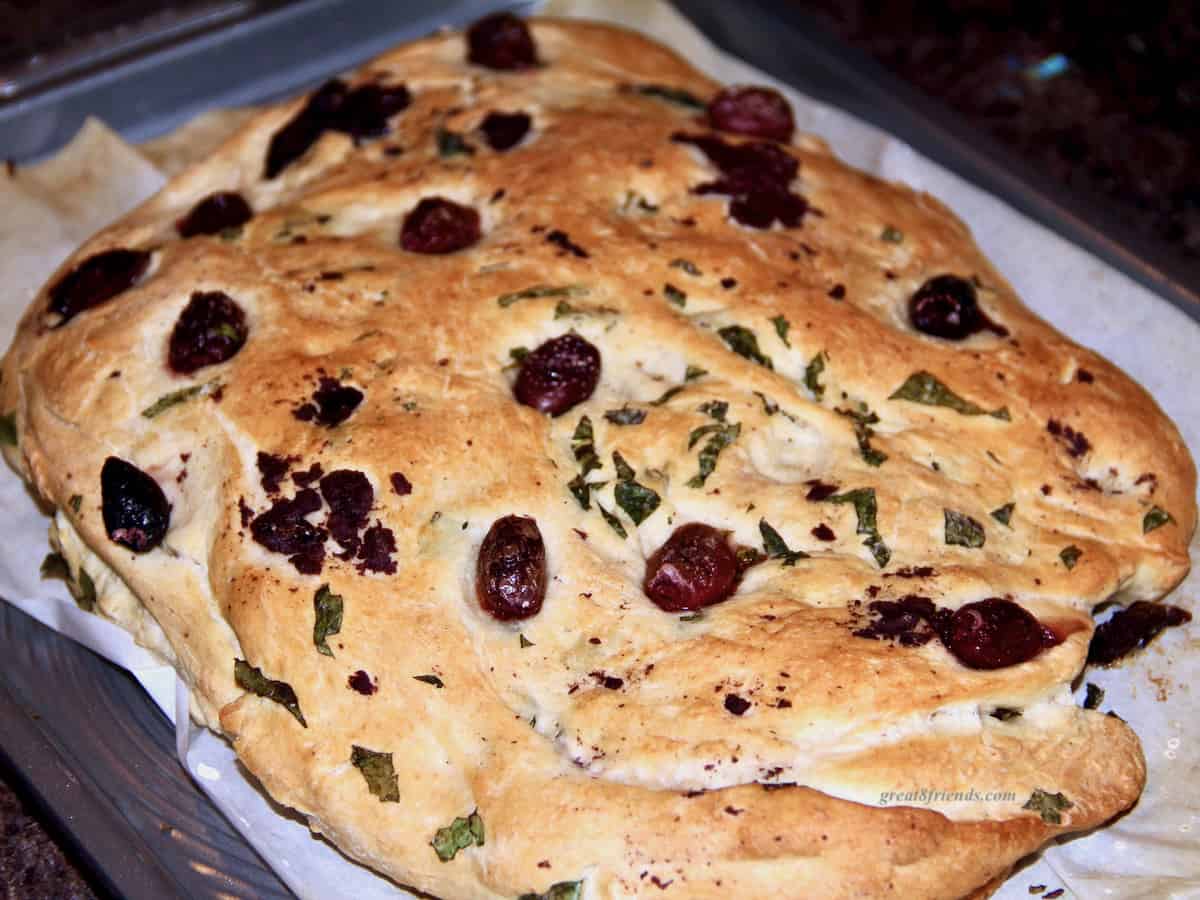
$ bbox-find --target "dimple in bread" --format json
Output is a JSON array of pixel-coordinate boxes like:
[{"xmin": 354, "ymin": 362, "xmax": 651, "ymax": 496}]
[{"xmin": 1, "ymin": 13, "xmax": 1195, "ymax": 899}]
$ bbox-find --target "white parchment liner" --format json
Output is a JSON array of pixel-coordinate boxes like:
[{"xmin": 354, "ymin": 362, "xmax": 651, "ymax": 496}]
[{"xmin": 1, "ymin": 3, "xmax": 1196, "ymax": 897}]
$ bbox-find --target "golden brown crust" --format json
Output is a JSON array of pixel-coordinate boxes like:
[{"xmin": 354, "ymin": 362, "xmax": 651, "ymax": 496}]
[{"xmin": 0, "ymin": 17, "xmax": 1191, "ymax": 899}]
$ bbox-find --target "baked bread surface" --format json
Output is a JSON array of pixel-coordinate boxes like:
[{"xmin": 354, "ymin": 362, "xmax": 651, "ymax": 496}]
[{"xmin": 1, "ymin": 18, "xmax": 1194, "ymax": 900}]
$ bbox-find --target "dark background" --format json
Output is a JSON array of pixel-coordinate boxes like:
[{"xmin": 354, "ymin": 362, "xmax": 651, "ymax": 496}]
[{"xmin": 1, "ymin": 1, "xmax": 1195, "ymax": 895}]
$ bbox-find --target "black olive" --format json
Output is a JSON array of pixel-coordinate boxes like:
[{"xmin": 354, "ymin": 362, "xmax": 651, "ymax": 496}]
[
  {"xmin": 101, "ymin": 457, "xmax": 170, "ymax": 552},
  {"xmin": 476, "ymin": 515, "xmax": 546, "ymax": 620}
]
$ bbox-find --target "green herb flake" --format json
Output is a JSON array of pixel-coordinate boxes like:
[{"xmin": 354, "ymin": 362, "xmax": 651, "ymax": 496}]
[
  {"xmin": 312, "ymin": 584, "xmax": 343, "ymax": 657},
  {"xmin": 350, "ymin": 745, "xmax": 400, "ymax": 803},
  {"xmin": 519, "ymin": 633, "xmax": 535, "ymax": 648},
  {"xmin": 414, "ymin": 674, "xmax": 444, "ymax": 688},
  {"xmin": 1023, "ymin": 789, "xmax": 1073, "ymax": 825},
  {"xmin": 880, "ymin": 225, "xmax": 904, "ymax": 243},
  {"xmin": 234, "ymin": 659, "xmax": 306, "ymax": 727},
  {"xmin": 990, "ymin": 503, "xmax": 1015, "ymax": 527},
  {"xmin": 888, "ymin": 371, "xmax": 1008, "ymax": 419},
  {"xmin": 40, "ymin": 552, "xmax": 70, "ymax": 582},
  {"xmin": 1143, "ymin": 506, "xmax": 1173, "ymax": 533},
  {"xmin": 687, "ymin": 422, "xmax": 740, "ymax": 488},
  {"xmin": 0, "ymin": 412, "xmax": 15, "ymax": 446},
  {"xmin": 497, "ymin": 284, "xmax": 588, "ymax": 308},
  {"xmin": 219, "ymin": 225, "xmax": 243, "ymax": 242},
  {"xmin": 944, "ymin": 510, "xmax": 986, "ymax": 548},
  {"xmin": 567, "ymin": 474, "xmax": 600, "ymax": 510},
  {"xmin": 718, "ymin": 325, "xmax": 773, "ymax": 369},
  {"xmin": 619, "ymin": 191, "xmax": 659, "ymax": 214},
  {"xmin": 770, "ymin": 315, "xmax": 791, "ymax": 348},
  {"xmin": 754, "ymin": 391, "xmax": 779, "ymax": 416},
  {"xmin": 141, "ymin": 384, "xmax": 206, "ymax": 419},
  {"xmin": 835, "ymin": 405, "xmax": 887, "ymax": 467},
  {"xmin": 597, "ymin": 502, "xmax": 627, "ymax": 538},
  {"xmin": 436, "ymin": 128, "xmax": 474, "ymax": 158},
  {"xmin": 827, "ymin": 488, "xmax": 890, "ymax": 568},
  {"xmin": 519, "ymin": 880, "xmax": 584, "ymax": 900},
  {"xmin": 432, "ymin": 810, "xmax": 485, "ymax": 861},
  {"xmin": 684, "ymin": 365, "xmax": 707, "ymax": 381},
  {"xmin": 759, "ymin": 519, "xmax": 808, "ymax": 566},
  {"xmin": 669, "ymin": 258, "xmax": 701, "ymax": 276},
  {"xmin": 650, "ymin": 385, "xmax": 685, "ymax": 406},
  {"xmin": 634, "ymin": 83, "xmax": 705, "ymax": 109},
  {"xmin": 697, "ymin": 400, "xmax": 729, "ymax": 422},
  {"xmin": 804, "ymin": 352, "xmax": 827, "ymax": 401},
  {"xmin": 663, "ymin": 283, "xmax": 687, "ymax": 307},
  {"xmin": 604, "ymin": 406, "xmax": 646, "ymax": 426},
  {"xmin": 507, "ymin": 347, "xmax": 530, "ymax": 368},
  {"xmin": 571, "ymin": 416, "xmax": 601, "ymax": 476},
  {"xmin": 69, "ymin": 494, "xmax": 82, "ymax": 515},
  {"xmin": 612, "ymin": 452, "xmax": 661, "ymax": 525},
  {"xmin": 76, "ymin": 569, "xmax": 96, "ymax": 612},
  {"xmin": 1083, "ymin": 682, "xmax": 1104, "ymax": 710},
  {"xmin": 1060, "ymin": 545, "xmax": 1082, "ymax": 570}
]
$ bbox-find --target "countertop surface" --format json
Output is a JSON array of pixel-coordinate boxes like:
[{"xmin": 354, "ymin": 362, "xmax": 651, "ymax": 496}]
[{"xmin": 1, "ymin": 1, "xmax": 1193, "ymax": 897}]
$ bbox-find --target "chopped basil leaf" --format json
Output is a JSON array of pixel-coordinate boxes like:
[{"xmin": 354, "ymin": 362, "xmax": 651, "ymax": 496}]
[
  {"xmin": 219, "ymin": 225, "xmax": 243, "ymax": 242},
  {"xmin": 612, "ymin": 452, "xmax": 660, "ymax": 525},
  {"xmin": 568, "ymin": 474, "xmax": 604, "ymax": 510},
  {"xmin": 1143, "ymin": 506, "xmax": 1173, "ymax": 533},
  {"xmin": 770, "ymin": 315, "xmax": 791, "ymax": 348},
  {"xmin": 697, "ymin": 400, "xmax": 728, "ymax": 422},
  {"xmin": 635, "ymin": 83, "xmax": 705, "ymax": 109},
  {"xmin": 350, "ymin": 745, "xmax": 400, "ymax": 802},
  {"xmin": 519, "ymin": 633, "xmax": 535, "ymax": 648},
  {"xmin": 519, "ymin": 880, "xmax": 584, "ymax": 900},
  {"xmin": 497, "ymin": 284, "xmax": 587, "ymax": 308},
  {"xmin": 754, "ymin": 391, "xmax": 779, "ymax": 416},
  {"xmin": 663, "ymin": 283, "xmax": 687, "ymax": 307},
  {"xmin": 1060, "ymin": 545, "xmax": 1082, "ymax": 570},
  {"xmin": 827, "ymin": 488, "xmax": 890, "ymax": 568},
  {"xmin": 679, "ymin": 611, "xmax": 705, "ymax": 622},
  {"xmin": 509, "ymin": 346, "xmax": 529, "ymax": 364},
  {"xmin": 650, "ymin": 385, "xmax": 685, "ymax": 407},
  {"xmin": 804, "ymin": 352, "xmax": 827, "ymax": 401},
  {"xmin": 718, "ymin": 325, "xmax": 773, "ymax": 369},
  {"xmin": 553, "ymin": 300, "xmax": 578, "ymax": 318},
  {"xmin": 597, "ymin": 502, "xmax": 627, "ymax": 538},
  {"xmin": 670, "ymin": 258, "xmax": 701, "ymax": 276},
  {"xmin": 436, "ymin": 128, "xmax": 474, "ymax": 157},
  {"xmin": 571, "ymin": 416, "xmax": 601, "ymax": 476},
  {"xmin": 1023, "ymin": 789, "xmax": 1072, "ymax": 825},
  {"xmin": 619, "ymin": 190, "xmax": 658, "ymax": 214},
  {"xmin": 687, "ymin": 422, "xmax": 740, "ymax": 488},
  {"xmin": 312, "ymin": 584, "xmax": 344, "ymax": 657},
  {"xmin": 990, "ymin": 503, "xmax": 1015, "ymax": 527},
  {"xmin": 234, "ymin": 659, "xmax": 306, "ymax": 727},
  {"xmin": 888, "ymin": 371, "xmax": 1009, "ymax": 420},
  {"xmin": 432, "ymin": 810, "xmax": 485, "ymax": 861},
  {"xmin": 0, "ymin": 412, "xmax": 16, "ymax": 446},
  {"xmin": 684, "ymin": 365, "xmax": 707, "ymax": 381},
  {"xmin": 990, "ymin": 707, "xmax": 1022, "ymax": 721},
  {"xmin": 69, "ymin": 494, "xmax": 83, "ymax": 514},
  {"xmin": 880, "ymin": 225, "xmax": 904, "ymax": 243},
  {"xmin": 835, "ymin": 405, "xmax": 887, "ymax": 467},
  {"xmin": 40, "ymin": 552, "xmax": 70, "ymax": 582},
  {"xmin": 604, "ymin": 406, "xmax": 646, "ymax": 426},
  {"xmin": 141, "ymin": 383, "xmax": 207, "ymax": 419},
  {"xmin": 76, "ymin": 569, "xmax": 96, "ymax": 612},
  {"xmin": 554, "ymin": 300, "xmax": 619, "ymax": 319},
  {"xmin": 1083, "ymin": 682, "xmax": 1104, "ymax": 710},
  {"xmin": 413, "ymin": 674, "xmax": 444, "ymax": 688},
  {"xmin": 736, "ymin": 546, "xmax": 766, "ymax": 567},
  {"xmin": 944, "ymin": 510, "xmax": 986, "ymax": 548},
  {"xmin": 759, "ymin": 519, "xmax": 808, "ymax": 566}
]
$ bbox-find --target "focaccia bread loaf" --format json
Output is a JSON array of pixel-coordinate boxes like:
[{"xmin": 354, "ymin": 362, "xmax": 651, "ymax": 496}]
[{"xmin": 1, "ymin": 14, "xmax": 1195, "ymax": 900}]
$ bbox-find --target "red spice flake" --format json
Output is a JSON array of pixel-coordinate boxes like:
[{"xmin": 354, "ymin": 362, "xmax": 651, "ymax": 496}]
[
  {"xmin": 1076, "ymin": 369, "xmax": 1094, "ymax": 383},
  {"xmin": 1046, "ymin": 418, "xmax": 1091, "ymax": 458},
  {"xmin": 804, "ymin": 479, "xmax": 839, "ymax": 501},
  {"xmin": 828, "ymin": 283, "xmax": 846, "ymax": 299},
  {"xmin": 546, "ymin": 229, "xmax": 589, "ymax": 258},
  {"xmin": 810, "ymin": 523, "xmax": 836, "ymax": 541},
  {"xmin": 390, "ymin": 472, "xmax": 413, "ymax": 496},
  {"xmin": 724, "ymin": 693, "xmax": 751, "ymax": 715},
  {"xmin": 348, "ymin": 670, "xmax": 377, "ymax": 695}
]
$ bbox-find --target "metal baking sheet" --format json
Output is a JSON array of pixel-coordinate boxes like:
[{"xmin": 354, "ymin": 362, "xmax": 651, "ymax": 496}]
[{"xmin": 1, "ymin": 2, "xmax": 1195, "ymax": 898}]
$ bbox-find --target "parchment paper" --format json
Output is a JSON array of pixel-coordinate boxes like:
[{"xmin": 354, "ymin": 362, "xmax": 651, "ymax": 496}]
[{"xmin": 1, "ymin": 3, "xmax": 1196, "ymax": 898}]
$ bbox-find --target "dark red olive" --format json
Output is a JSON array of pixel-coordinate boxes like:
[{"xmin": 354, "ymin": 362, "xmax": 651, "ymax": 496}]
[
  {"xmin": 264, "ymin": 79, "xmax": 349, "ymax": 179},
  {"xmin": 1088, "ymin": 601, "xmax": 1192, "ymax": 666},
  {"xmin": 513, "ymin": 333, "xmax": 601, "ymax": 416},
  {"xmin": 320, "ymin": 469, "xmax": 373, "ymax": 551},
  {"xmin": 176, "ymin": 192, "xmax": 253, "ymax": 237},
  {"xmin": 643, "ymin": 523, "xmax": 739, "ymax": 612},
  {"xmin": 168, "ymin": 291, "xmax": 248, "ymax": 374},
  {"xmin": 250, "ymin": 488, "xmax": 327, "ymax": 575},
  {"xmin": 671, "ymin": 132, "xmax": 806, "ymax": 230},
  {"xmin": 101, "ymin": 457, "xmax": 170, "ymax": 552},
  {"xmin": 294, "ymin": 376, "xmax": 363, "ymax": 427},
  {"xmin": 940, "ymin": 597, "xmax": 1058, "ymax": 669},
  {"xmin": 476, "ymin": 515, "xmax": 546, "ymax": 620},
  {"xmin": 400, "ymin": 197, "xmax": 481, "ymax": 254},
  {"xmin": 48, "ymin": 249, "xmax": 150, "ymax": 325},
  {"xmin": 466, "ymin": 12, "xmax": 538, "ymax": 70},
  {"xmin": 909, "ymin": 275, "xmax": 983, "ymax": 340},
  {"xmin": 707, "ymin": 86, "xmax": 795, "ymax": 142},
  {"xmin": 480, "ymin": 111, "xmax": 532, "ymax": 151},
  {"xmin": 335, "ymin": 83, "xmax": 412, "ymax": 138}
]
